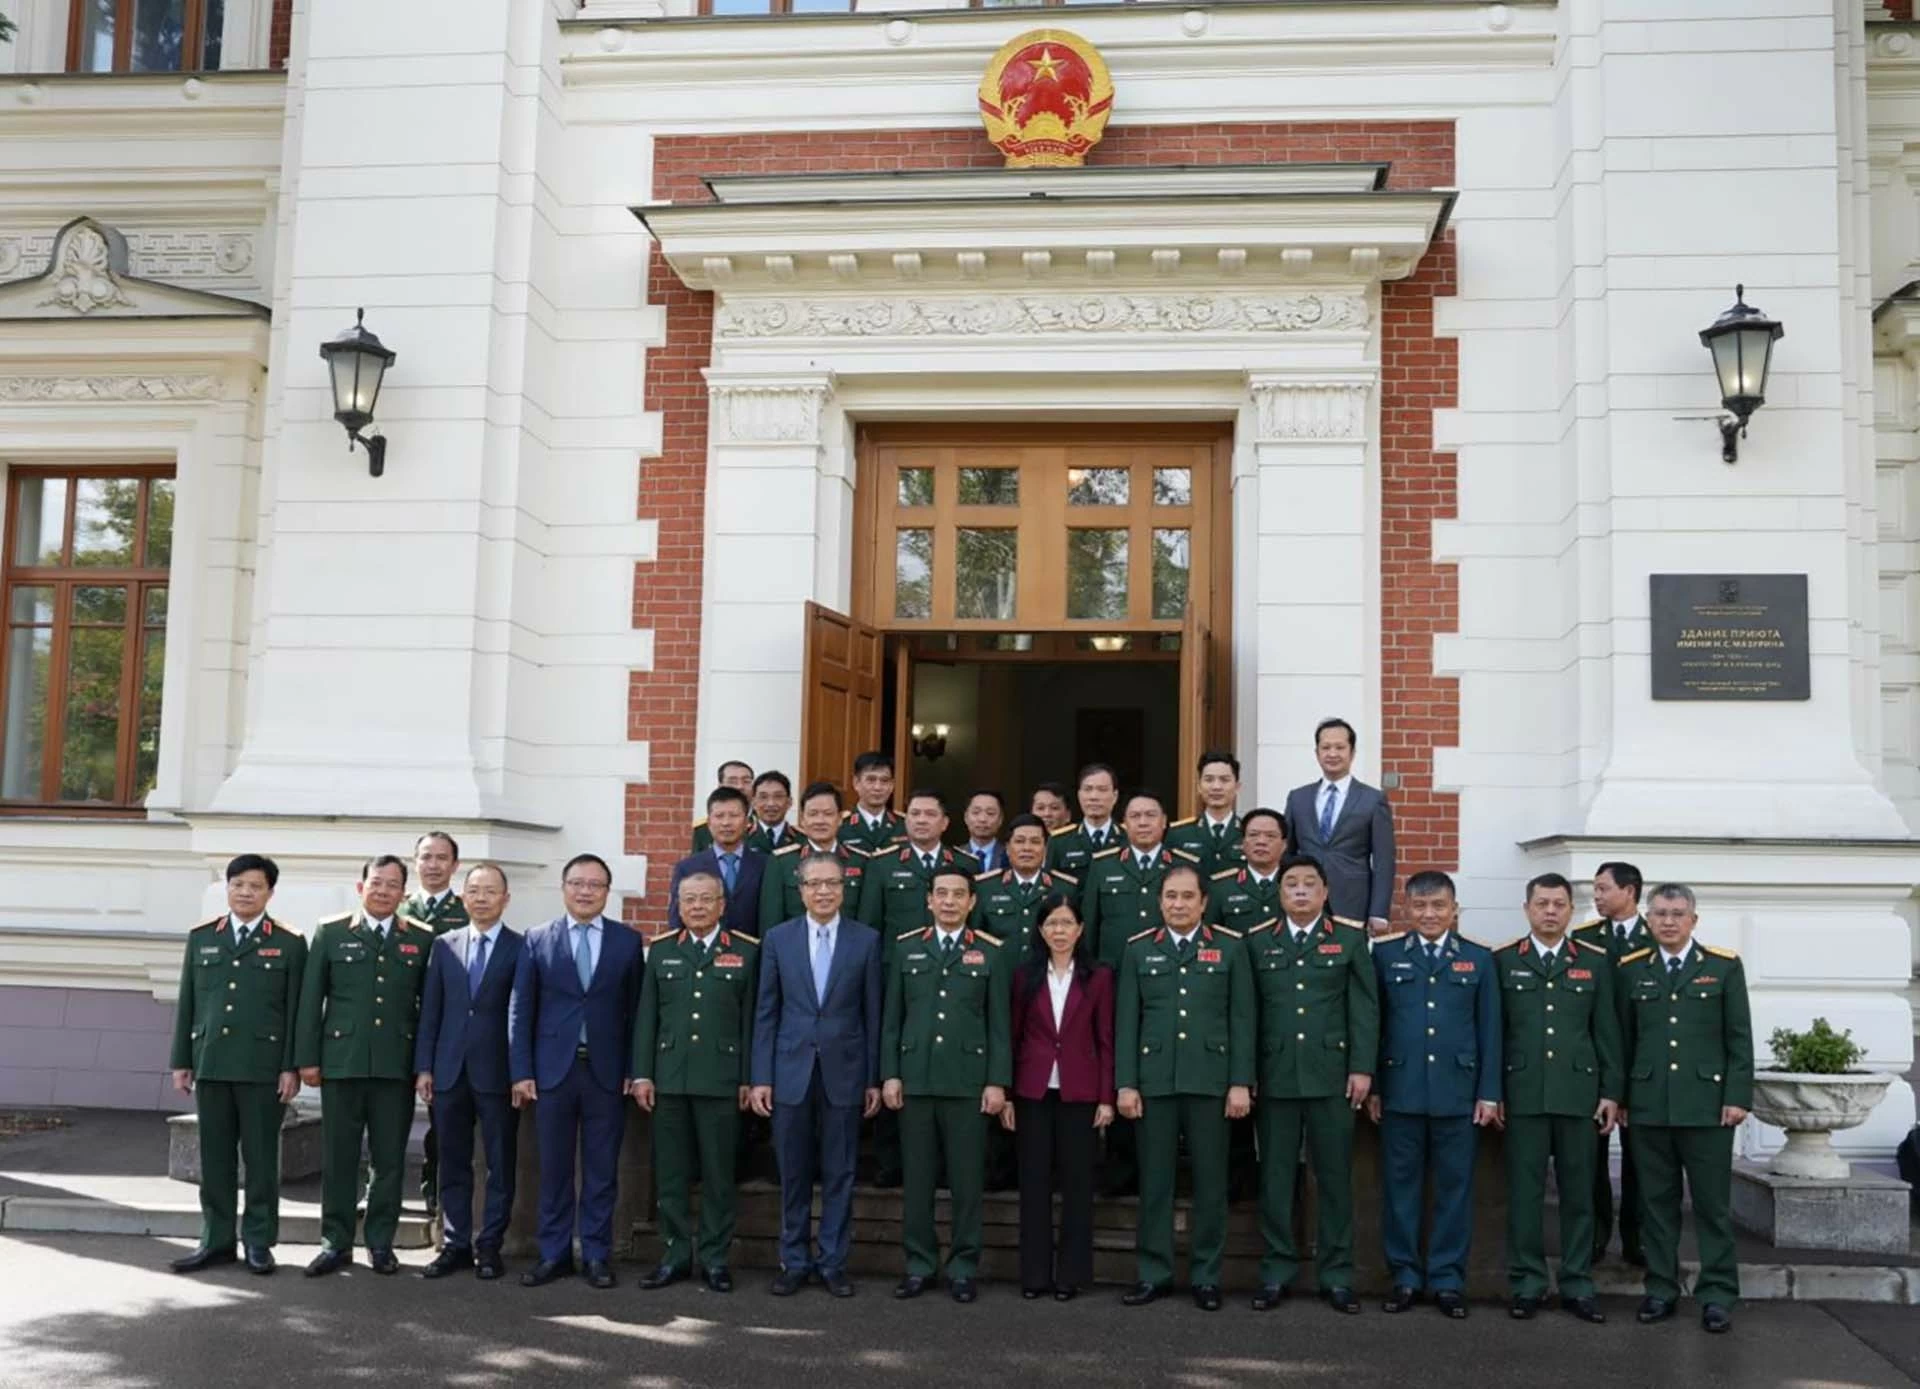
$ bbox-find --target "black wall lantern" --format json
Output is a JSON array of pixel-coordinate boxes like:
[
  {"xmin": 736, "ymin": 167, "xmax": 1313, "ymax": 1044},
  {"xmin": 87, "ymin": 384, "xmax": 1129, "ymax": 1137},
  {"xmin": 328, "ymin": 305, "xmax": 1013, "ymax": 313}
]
[
  {"xmin": 319, "ymin": 308, "xmax": 396, "ymax": 477},
  {"xmin": 1699, "ymin": 285, "xmax": 1783, "ymax": 464}
]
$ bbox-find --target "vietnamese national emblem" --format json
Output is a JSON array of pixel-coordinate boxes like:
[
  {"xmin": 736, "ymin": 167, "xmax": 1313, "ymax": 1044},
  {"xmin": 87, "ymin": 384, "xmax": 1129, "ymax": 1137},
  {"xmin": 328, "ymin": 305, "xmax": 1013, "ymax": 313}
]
[{"xmin": 978, "ymin": 29, "xmax": 1115, "ymax": 169}]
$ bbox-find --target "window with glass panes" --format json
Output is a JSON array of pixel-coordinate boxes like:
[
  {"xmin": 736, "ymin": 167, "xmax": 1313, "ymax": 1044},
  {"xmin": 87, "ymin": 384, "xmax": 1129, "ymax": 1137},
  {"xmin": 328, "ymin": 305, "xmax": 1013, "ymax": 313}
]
[
  {"xmin": 0, "ymin": 468, "xmax": 174, "ymax": 808},
  {"xmin": 857, "ymin": 431, "xmax": 1219, "ymax": 630},
  {"xmin": 68, "ymin": 0, "xmax": 224, "ymax": 73}
]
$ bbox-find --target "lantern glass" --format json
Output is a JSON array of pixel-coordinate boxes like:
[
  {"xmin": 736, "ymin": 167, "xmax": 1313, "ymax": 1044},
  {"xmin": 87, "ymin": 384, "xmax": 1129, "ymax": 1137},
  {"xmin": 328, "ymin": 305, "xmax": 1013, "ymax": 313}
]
[
  {"xmin": 319, "ymin": 310, "xmax": 395, "ymax": 436},
  {"xmin": 1710, "ymin": 325, "xmax": 1775, "ymax": 415}
]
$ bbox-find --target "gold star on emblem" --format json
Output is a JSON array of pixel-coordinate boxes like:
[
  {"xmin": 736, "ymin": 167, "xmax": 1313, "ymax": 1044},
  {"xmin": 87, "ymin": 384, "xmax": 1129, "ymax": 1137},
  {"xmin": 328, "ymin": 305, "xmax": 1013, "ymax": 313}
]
[{"xmin": 1029, "ymin": 47, "xmax": 1062, "ymax": 81}]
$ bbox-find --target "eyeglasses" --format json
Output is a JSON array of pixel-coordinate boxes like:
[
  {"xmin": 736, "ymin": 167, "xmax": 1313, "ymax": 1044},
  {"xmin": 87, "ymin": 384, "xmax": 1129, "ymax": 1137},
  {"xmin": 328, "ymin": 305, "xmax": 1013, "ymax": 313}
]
[
  {"xmin": 800, "ymin": 879, "xmax": 843, "ymax": 890},
  {"xmin": 563, "ymin": 878, "xmax": 611, "ymax": 891}
]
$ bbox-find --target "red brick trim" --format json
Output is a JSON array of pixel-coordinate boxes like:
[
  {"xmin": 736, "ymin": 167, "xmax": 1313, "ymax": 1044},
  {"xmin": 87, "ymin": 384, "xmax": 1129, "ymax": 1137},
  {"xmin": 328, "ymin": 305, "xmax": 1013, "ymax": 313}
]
[
  {"xmin": 268, "ymin": 0, "xmax": 292, "ymax": 69},
  {"xmin": 634, "ymin": 122, "xmax": 1459, "ymax": 924},
  {"xmin": 1888, "ymin": 1, "xmax": 1914, "ymax": 23}
]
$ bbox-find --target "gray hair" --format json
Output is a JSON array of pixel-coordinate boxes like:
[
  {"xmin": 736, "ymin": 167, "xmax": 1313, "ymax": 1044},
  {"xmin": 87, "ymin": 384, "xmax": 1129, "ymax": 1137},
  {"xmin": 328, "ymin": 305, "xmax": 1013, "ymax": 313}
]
[
  {"xmin": 1648, "ymin": 882, "xmax": 1696, "ymax": 910},
  {"xmin": 797, "ymin": 851, "xmax": 845, "ymax": 885},
  {"xmin": 677, "ymin": 870, "xmax": 726, "ymax": 900}
]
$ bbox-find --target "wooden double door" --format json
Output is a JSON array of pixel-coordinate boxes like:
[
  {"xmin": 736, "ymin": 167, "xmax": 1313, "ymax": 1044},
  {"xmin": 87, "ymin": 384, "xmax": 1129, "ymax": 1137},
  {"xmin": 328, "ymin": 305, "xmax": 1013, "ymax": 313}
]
[{"xmin": 801, "ymin": 424, "xmax": 1233, "ymax": 818}]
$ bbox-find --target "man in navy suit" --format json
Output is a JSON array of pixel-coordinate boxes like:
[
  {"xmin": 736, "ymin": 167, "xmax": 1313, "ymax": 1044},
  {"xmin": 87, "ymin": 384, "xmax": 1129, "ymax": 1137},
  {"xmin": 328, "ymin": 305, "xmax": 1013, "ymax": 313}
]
[
  {"xmin": 414, "ymin": 861, "xmax": 523, "ymax": 1281},
  {"xmin": 508, "ymin": 852, "xmax": 645, "ymax": 1289},
  {"xmin": 669, "ymin": 786, "xmax": 766, "ymax": 938},
  {"xmin": 749, "ymin": 852, "xmax": 882, "ymax": 1297},
  {"xmin": 1286, "ymin": 717, "xmax": 1398, "ymax": 935}
]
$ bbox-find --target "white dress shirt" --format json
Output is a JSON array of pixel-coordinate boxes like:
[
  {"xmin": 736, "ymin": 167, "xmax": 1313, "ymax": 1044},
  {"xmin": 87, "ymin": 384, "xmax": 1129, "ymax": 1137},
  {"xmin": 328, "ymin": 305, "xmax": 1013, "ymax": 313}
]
[
  {"xmin": 1315, "ymin": 775, "xmax": 1355, "ymax": 829},
  {"xmin": 229, "ymin": 913, "xmax": 265, "ymax": 940},
  {"xmin": 1046, "ymin": 964, "xmax": 1074, "ymax": 1090},
  {"xmin": 364, "ymin": 914, "xmax": 395, "ymax": 940}
]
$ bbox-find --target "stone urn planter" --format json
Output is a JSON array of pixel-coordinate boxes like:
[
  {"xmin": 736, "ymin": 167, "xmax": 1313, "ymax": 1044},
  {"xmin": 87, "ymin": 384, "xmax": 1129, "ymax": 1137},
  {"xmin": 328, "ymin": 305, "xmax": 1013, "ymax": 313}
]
[{"xmin": 1748, "ymin": 1072, "xmax": 1895, "ymax": 1180}]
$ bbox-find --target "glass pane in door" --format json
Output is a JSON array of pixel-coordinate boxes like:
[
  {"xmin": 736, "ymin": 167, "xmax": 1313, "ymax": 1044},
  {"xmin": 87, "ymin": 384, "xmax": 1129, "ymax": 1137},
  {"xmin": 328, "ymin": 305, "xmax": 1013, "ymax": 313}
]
[
  {"xmin": 1066, "ymin": 529, "xmax": 1129, "ymax": 620},
  {"xmin": 955, "ymin": 529, "xmax": 1017, "ymax": 620}
]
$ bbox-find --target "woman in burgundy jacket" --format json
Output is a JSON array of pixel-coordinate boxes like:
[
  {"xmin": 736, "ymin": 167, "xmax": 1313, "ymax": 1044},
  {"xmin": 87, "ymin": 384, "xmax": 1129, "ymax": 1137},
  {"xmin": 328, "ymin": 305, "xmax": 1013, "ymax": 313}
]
[{"xmin": 1001, "ymin": 891, "xmax": 1115, "ymax": 1299}]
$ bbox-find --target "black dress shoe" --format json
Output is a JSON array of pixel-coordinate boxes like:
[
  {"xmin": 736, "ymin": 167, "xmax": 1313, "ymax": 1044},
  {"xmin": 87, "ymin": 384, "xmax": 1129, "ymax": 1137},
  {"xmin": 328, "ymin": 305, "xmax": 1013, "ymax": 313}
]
[
  {"xmin": 170, "ymin": 1245, "xmax": 236, "ymax": 1274},
  {"xmin": 1250, "ymin": 1284, "xmax": 1289, "ymax": 1311},
  {"xmin": 1383, "ymin": 1285, "xmax": 1417, "ymax": 1314},
  {"xmin": 244, "ymin": 1245, "xmax": 275, "ymax": 1275},
  {"xmin": 823, "ymin": 1270, "xmax": 855, "ymax": 1298},
  {"xmin": 1022, "ymin": 1287, "xmax": 1045, "ymax": 1301},
  {"xmin": 1436, "ymin": 1290, "xmax": 1468, "ymax": 1320},
  {"xmin": 1701, "ymin": 1304, "xmax": 1732, "ymax": 1334},
  {"xmin": 770, "ymin": 1268, "xmax": 808, "ymax": 1297},
  {"xmin": 305, "ymin": 1248, "xmax": 352, "ymax": 1277},
  {"xmin": 1562, "ymin": 1294, "xmax": 1605, "ymax": 1324},
  {"xmin": 1053, "ymin": 1284, "xmax": 1079, "ymax": 1302},
  {"xmin": 421, "ymin": 1247, "xmax": 474, "ymax": 1280},
  {"xmin": 951, "ymin": 1279, "xmax": 977, "ymax": 1304},
  {"xmin": 1121, "ymin": 1281, "xmax": 1166, "ymax": 1307},
  {"xmin": 1323, "ymin": 1286, "xmax": 1361, "ymax": 1315},
  {"xmin": 520, "ymin": 1257, "xmax": 576, "ymax": 1287},
  {"xmin": 1193, "ymin": 1285, "xmax": 1222, "ymax": 1312},
  {"xmin": 1636, "ymin": 1295, "xmax": 1676, "ymax": 1324},
  {"xmin": 585, "ymin": 1259, "xmax": 617, "ymax": 1289},
  {"xmin": 476, "ymin": 1249, "xmax": 505, "ymax": 1281},
  {"xmin": 894, "ymin": 1274, "xmax": 931, "ymax": 1300},
  {"xmin": 640, "ymin": 1263, "xmax": 687, "ymax": 1290},
  {"xmin": 703, "ymin": 1267, "xmax": 733, "ymax": 1293},
  {"xmin": 1509, "ymin": 1295, "xmax": 1540, "ymax": 1320},
  {"xmin": 368, "ymin": 1248, "xmax": 400, "ymax": 1276}
]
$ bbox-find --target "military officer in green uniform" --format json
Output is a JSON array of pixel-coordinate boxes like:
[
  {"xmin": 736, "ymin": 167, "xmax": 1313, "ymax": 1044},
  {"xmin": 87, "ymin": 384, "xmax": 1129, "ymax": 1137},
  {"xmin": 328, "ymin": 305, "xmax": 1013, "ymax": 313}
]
[
  {"xmin": 1166, "ymin": 750, "xmax": 1247, "ymax": 876},
  {"xmin": 1245, "ymin": 853, "xmax": 1379, "ymax": 1313},
  {"xmin": 633, "ymin": 870, "xmax": 759, "ymax": 1294},
  {"xmin": 1204, "ymin": 807, "xmax": 1288, "ymax": 934},
  {"xmin": 1496, "ymin": 871, "xmax": 1624, "ymax": 1322},
  {"xmin": 168, "ymin": 853, "xmax": 306, "ymax": 1275},
  {"xmin": 1573, "ymin": 859, "xmax": 1653, "ymax": 1267},
  {"xmin": 1619, "ymin": 882, "xmax": 1752, "ymax": 1335},
  {"xmin": 1079, "ymin": 790, "xmax": 1200, "ymax": 969},
  {"xmin": 1116, "ymin": 863, "xmax": 1253, "ymax": 1311},
  {"xmin": 295, "ymin": 854, "xmax": 434, "ymax": 1276},
  {"xmin": 745, "ymin": 771, "xmax": 796, "ymax": 854},
  {"xmin": 760, "ymin": 781, "xmax": 869, "ymax": 931},
  {"xmin": 838, "ymin": 750, "xmax": 905, "ymax": 855},
  {"xmin": 406, "ymin": 830, "xmax": 468, "ymax": 1216},
  {"xmin": 882, "ymin": 867, "xmax": 1010, "ymax": 1303},
  {"xmin": 692, "ymin": 759, "xmax": 756, "ymax": 852},
  {"xmin": 971, "ymin": 813, "xmax": 1078, "ymax": 948},
  {"xmin": 1045, "ymin": 763, "xmax": 1121, "ymax": 881}
]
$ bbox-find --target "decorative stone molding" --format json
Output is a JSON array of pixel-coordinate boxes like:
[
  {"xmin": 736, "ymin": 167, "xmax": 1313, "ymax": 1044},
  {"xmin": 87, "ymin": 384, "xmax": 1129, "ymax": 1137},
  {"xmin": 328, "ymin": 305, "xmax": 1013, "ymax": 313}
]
[
  {"xmin": 0, "ymin": 229, "xmax": 257, "ymax": 285},
  {"xmin": 37, "ymin": 221, "xmax": 135, "ymax": 315},
  {"xmin": 1247, "ymin": 378, "xmax": 1373, "ymax": 442},
  {"xmin": 714, "ymin": 292, "xmax": 1368, "ymax": 341},
  {"xmin": 0, "ymin": 374, "xmax": 233, "ymax": 403},
  {"xmin": 707, "ymin": 377, "xmax": 834, "ymax": 443}
]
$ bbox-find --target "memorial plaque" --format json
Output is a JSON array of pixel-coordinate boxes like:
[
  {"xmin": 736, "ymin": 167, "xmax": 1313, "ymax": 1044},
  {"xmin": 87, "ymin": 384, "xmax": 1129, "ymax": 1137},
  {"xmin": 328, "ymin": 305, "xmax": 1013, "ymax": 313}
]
[{"xmin": 1650, "ymin": 573, "xmax": 1809, "ymax": 701}]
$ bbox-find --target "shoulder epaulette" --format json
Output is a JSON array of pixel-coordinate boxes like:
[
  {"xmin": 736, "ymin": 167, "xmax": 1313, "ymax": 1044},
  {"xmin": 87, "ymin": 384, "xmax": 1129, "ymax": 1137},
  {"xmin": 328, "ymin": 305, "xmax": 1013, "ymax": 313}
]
[
  {"xmin": 693, "ymin": 816, "xmax": 708, "ymax": 829},
  {"xmin": 1169, "ymin": 847, "xmax": 1200, "ymax": 864},
  {"xmin": 772, "ymin": 842, "xmax": 802, "ymax": 856},
  {"xmin": 1211, "ymin": 867, "xmax": 1239, "ymax": 880},
  {"xmin": 1092, "ymin": 845, "xmax": 1122, "ymax": 860},
  {"xmin": 1170, "ymin": 816, "xmax": 1197, "ymax": 828},
  {"xmin": 897, "ymin": 926, "xmax": 929, "ymax": 942},
  {"xmin": 1050, "ymin": 823, "xmax": 1079, "ymax": 837},
  {"xmin": 193, "ymin": 916, "xmax": 223, "ymax": 932},
  {"xmin": 1573, "ymin": 918, "xmax": 1603, "ymax": 933},
  {"xmin": 318, "ymin": 910, "xmax": 354, "ymax": 927},
  {"xmin": 1494, "ymin": 935, "xmax": 1526, "ymax": 952},
  {"xmin": 1374, "ymin": 931, "xmax": 1407, "ymax": 945},
  {"xmin": 841, "ymin": 809, "xmax": 857, "ymax": 822},
  {"xmin": 1247, "ymin": 918, "xmax": 1277, "ymax": 935},
  {"xmin": 731, "ymin": 930, "xmax": 760, "ymax": 946},
  {"xmin": 1570, "ymin": 936, "xmax": 1606, "ymax": 955},
  {"xmin": 975, "ymin": 869, "xmax": 1001, "ymax": 882},
  {"xmin": 1127, "ymin": 926, "xmax": 1158, "ymax": 943},
  {"xmin": 1619, "ymin": 947, "xmax": 1652, "ymax": 965},
  {"xmin": 1331, "ymin": 915, "xmax": 1364, "ymax": 929},
  {"xmin": 973, "ymin": 929, "xmax": 1003, "ymax": 947},
  {"xmin": 1210, "ymin": 925, "xmax": 1242, "ymax": 939},
  {"xmin": 1703, "ymin": 944, "xmax": 1737, "ymax": 960},
  {"xmin": 1050, "ymin": 869, "xmax": 1078, "ymax": 885},
  {"xmin": 841, "ymin": 842, "xmax": 871, "ymax": 858},
  {"xmin": 398, "ymin": 914, "xmax": 431, "ymax": 933}
]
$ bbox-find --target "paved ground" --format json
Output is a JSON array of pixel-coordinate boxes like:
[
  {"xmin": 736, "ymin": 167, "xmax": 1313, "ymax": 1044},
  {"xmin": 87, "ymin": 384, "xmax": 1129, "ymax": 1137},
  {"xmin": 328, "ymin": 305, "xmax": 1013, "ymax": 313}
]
[{"xmin": 0, "ymin": 1233, "xmax": 1913, "ymax": 1389}]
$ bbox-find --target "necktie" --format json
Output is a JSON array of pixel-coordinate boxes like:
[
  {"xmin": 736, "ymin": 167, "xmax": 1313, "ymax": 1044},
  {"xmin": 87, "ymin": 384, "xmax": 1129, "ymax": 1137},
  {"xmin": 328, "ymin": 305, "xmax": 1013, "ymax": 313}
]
[
  {"xmin": 1618, "ymin": 924, "xmax": 1632, "ymax": 945},
  {"xmin": 1668, "ymin": 955, "xmax": 1683, "ymax": 982},
  {"xmin": 1176, "ymin": 935, "xmax": 1193, "ymax": 962},
  {"xmin": 468, "ymin": 933, "xmax": 489, "ymax": 994},
  {"xmin": 232, "ymin": 922, "xmax": 248, "ymax": 947},
  {"xmin": 719, "ymin": 853, "xmax": 738, "ymax": 895},
  {"xmin": 943, "ymin": 935, "xmax": 960, "ymax": 964},
  {"xmin": 1426, "ymin": 941, "xmax": 1440, "ymax": 966},
  {"xmin": 812, "ymin": 926, "xmax": 833, "ymax": 999},
  {"xmin": 1089, "ymin": 827, "xmax": 1104, "ymax": 850},
  {"xmin": 1539, "ymin": 950, "xmax": 1554, "ymax": 972},
  {"xmin": 1138, "ymin": 854, "xmax": 1152, "ymax": 874},
  {"xmin": 922, "ymin": 853, "xmax": 936, "ymax": 874},
  {"xmin": 1293, "ymin": 930, "xmax": 1309, "ymax": 951},
  {"xmin": 1211, "ymin": 822, "xmax": 1225, "ymax": 844},
  {"xmin": 1319, "ymin": 784, "xmax": 1339, "ymax": 840},
  {"xmin": 573, "ymin": 923, "xmax": 594, "ymax": 991}
]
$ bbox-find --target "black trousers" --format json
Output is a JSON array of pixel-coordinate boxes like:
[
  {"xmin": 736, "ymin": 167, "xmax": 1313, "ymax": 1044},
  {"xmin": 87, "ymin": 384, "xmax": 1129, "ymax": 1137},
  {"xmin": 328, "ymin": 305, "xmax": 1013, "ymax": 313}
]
[{"xmin": 1015, "ymin": 1092, "xmax": 1097, "ymax": 1292}]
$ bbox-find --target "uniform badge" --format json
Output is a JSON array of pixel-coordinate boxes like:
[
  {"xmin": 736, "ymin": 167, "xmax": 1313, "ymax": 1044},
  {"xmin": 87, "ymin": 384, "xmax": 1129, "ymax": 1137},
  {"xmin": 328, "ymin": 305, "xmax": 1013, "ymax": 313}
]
[
  {"xmin": 1317, "ymin": 943, "xmax": 1343, "ymax": 955},
  {"xmin": 399, "ymin": 943, "xmax": 421, "ymax": 955},
  {"xmin": 1197, "ymin": 948, "xmax": 1221, "ymax": 964},
  {"xmin": 715, "ymin": 952, "xmax": 745, "ymax": 969},
  {"xmin": 1450, "ymin": 960, "xmax": 1474, "ymax": 973},
  {"xmin": 961, "ymin": 950, "xmax": 987, "ymax": 966},
  {"xmin": 1567, "ymin": 968, "xmax": 1591, "ymax": 980},
  {"xmin": 259, "ymin": 948, "xmax": 282, "ymax": 958},
  {"xmin": 1696, "ymin": 974, "xmax": 1717, "ymax": 984}
]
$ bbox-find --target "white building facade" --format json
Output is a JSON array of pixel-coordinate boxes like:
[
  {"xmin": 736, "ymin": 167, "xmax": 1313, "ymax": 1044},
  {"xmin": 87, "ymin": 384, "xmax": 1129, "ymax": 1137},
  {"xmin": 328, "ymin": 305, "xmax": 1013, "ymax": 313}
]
[{"xmin": 0, "ymin": 0, "xmax": 1914, "ymax": 1157}]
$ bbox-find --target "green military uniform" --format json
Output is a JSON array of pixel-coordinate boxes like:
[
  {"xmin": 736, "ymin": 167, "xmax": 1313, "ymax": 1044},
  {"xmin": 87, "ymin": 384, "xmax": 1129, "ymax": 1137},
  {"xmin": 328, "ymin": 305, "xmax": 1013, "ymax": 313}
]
[
  {"xmin": 1495, "ymin": 933, "xmax": 1624, "ymax": 1301},
  {"xmin": 881, "ymin": 925, "xmax": 1011, "ymax": 1283},
  {"xmin": 1166, "ymin": 814, "xmax": 1245, "ymax": 878},
  {"xmin": 758, "ymin": 840, "xmax": 869, "ymax": 933},
  {"xmin": 691, "ymin": 819, "xmax": 714, "ymax": 853},
  {"xmin": 1205, "ymin": 865, "xmax": 1282, "ymax": 936},
  {"xmin": 856, "ymin": 844, "xmax": 982, "ymax": 963},
  {"xmin": 1571, "ymin": 913, "xmax": 1653, "ymax": 1263},
  {"xmin": 294, "ymin": 911, "xmax": 433, "ymax": 1255},
  {"xmin": 169, "ymin": 914, "xmax": 306, "ymax": 1254},
  {"xmin": 1116, "ymin": 922, "xmax": 1254, "ymax": 1290},
  {"xmin": 744, "ymin": 820, "xmax": 796, "ymax": 857},
  {"xmin": 1618, "ymin": 941, "xmax": 1752, "ymax": 1309},
  {"xmin": 1044, "ymin": 819, "xmax": 1121, "ymax": 882},
  {"xmin": 969, "ymin": 867, "xmax": 1079, "ymax": 953},
  {"xmin": 1246, "ymin": 913, "xmax": 1379, "ymax": 1291},
  {"xmin": 632, "ymin": 925, "xmax": 760, "ymax": 1276},
  {"xmin": 839, "ymin": 807, "xmax": 906, "ymax": 857},
  {"xmin": 1079, "ymin": 844, "xmax": 1201, "ymax": 968},
  {"xmin": 405, "ymin": 888, "xmax": 469, "ymax": 1210}
]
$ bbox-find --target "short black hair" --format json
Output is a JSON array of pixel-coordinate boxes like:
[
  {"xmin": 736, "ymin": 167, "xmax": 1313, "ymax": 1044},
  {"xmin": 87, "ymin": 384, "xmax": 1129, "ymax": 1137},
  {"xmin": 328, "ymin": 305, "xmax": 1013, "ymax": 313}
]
[
  {"xmin": 562, "ymin": 852, "xmax": 613, "ymax": 888},
  {"xmin": 852, "ymin": 751, "xmax": 894, "ymax": 776},
  {"xmin": 966, "ymin": 788, "xmax": 1006, "ymax": 815},
  {"xmin": 1197, "ymin": 749, "xmax": 1240, "ymax": 778},
  {"xmin": 1314, "ymin": 717, "xmax": 1357, "ymax": 751},
  {"xmin": 800, "ymin": 779, "xmax": 844, "ymax": 811},
  {"xmin": 907, "ymin": 787, "xmax": 948, "ymax": 814},
  {"xmin": 464, "ymin": 861, "xmax": 510, "ymax": 891},
  {"xmin": 1004, "ymin": 812, "xmax": 1047, "ymax": 837},
  {"xmin": 226, "ymin": 853, "xmax": 279, "ymax": 889},
  {"xmin": 1241, "ymin": 806, "xmax": 1285, "ymax": 836},
  {"xmin": 1123, "ymin": 787, "xmax": 1166, "ymax": 816},
  {"xmin": 414, "ymin": 830, "xmax": 460, "ymax": 860},
  {"xmin": 1405, "ymin": 869, "xmax": 1456, "ymax": 900},
  {"xmin": 1161, "ymin": 861, "xmax": 1206, "ymax": 894},
  {"xmin": 361, "ymin": 854, "xmax": 409, "ymax": 887},
  {"xmin": 707, "ymin": 785, "xmax": 750, "ymax": 813},
  {"xmin": 1596, "ymin": 860, "xmax": 1644, "ymax": 902},
  {"xmin": 716, "ymin": 759, "xmax": 753, "ymax": 781},
  {"xmin": 752, "ymin": 770, "xmax": 792, "ymax": 796},
  {"xmin": 1525, "ymin": 871, "xmax": 1573, "ymax": 901},
  {"xmin": 1276, "ymin": 852, "xmax": 1328, "ymax": 885},
  {"xmin": 928, "ymin": 864, "xmax": 976, "ymax": 893},
  {"xmin": 1076, "ymin": 762, "xmax": 1118, "ymax": 789},
  {"xmin": 1031, "ymin": 780, "xmax": 1069, "ymax": 802}
]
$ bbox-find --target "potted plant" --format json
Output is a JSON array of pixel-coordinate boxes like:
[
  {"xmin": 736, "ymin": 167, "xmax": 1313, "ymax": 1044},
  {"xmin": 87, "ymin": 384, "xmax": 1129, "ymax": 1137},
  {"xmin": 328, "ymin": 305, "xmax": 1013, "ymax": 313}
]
[{"xmin": 1749, "ymin": 1018, "xmax": 1895, "ymax": 1180}]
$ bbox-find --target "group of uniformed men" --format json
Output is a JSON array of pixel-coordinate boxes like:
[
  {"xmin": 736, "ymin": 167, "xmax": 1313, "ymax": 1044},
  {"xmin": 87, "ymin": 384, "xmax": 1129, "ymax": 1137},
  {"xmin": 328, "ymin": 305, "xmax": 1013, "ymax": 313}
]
[{"xmin": 166, "ymin": 732, "xmax": 1753, "ymax": 1333}]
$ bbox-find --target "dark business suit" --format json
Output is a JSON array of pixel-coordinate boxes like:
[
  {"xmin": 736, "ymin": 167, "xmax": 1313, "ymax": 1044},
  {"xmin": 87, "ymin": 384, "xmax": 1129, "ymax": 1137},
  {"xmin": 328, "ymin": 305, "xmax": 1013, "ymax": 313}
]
[
  {"xmin": 1010, "ymin": 962, "xmax": 1114, "ymax": 1292},
  {"xmin": 967, "ymin": 840, "xmax": 1005, "ymax": 875},
  {"xmin": 416, "ymin": 924, "xmax": 523, "ymax": 1255},
  {"xmin": 1285, "ymin": 778, "xmax": 1397, "ymax": 923},
  {"xmin": 751, "ymin": 913, "xmax": 882, "ymax": 1277},
  {"xmin": 508, "ymin": 916, "xmax": 645, "ymax": 1265},
  {"xmin": 667, "ymin": 846, "xmax": 767, "ymax": 938}
]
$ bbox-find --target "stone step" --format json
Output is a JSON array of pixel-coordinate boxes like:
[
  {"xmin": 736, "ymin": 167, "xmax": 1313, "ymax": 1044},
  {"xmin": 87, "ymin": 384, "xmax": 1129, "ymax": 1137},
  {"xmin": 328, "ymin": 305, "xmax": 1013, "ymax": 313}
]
[{"xmin": 0, "ymin": 1194, "xmax": 434, "ymax": 1247}]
